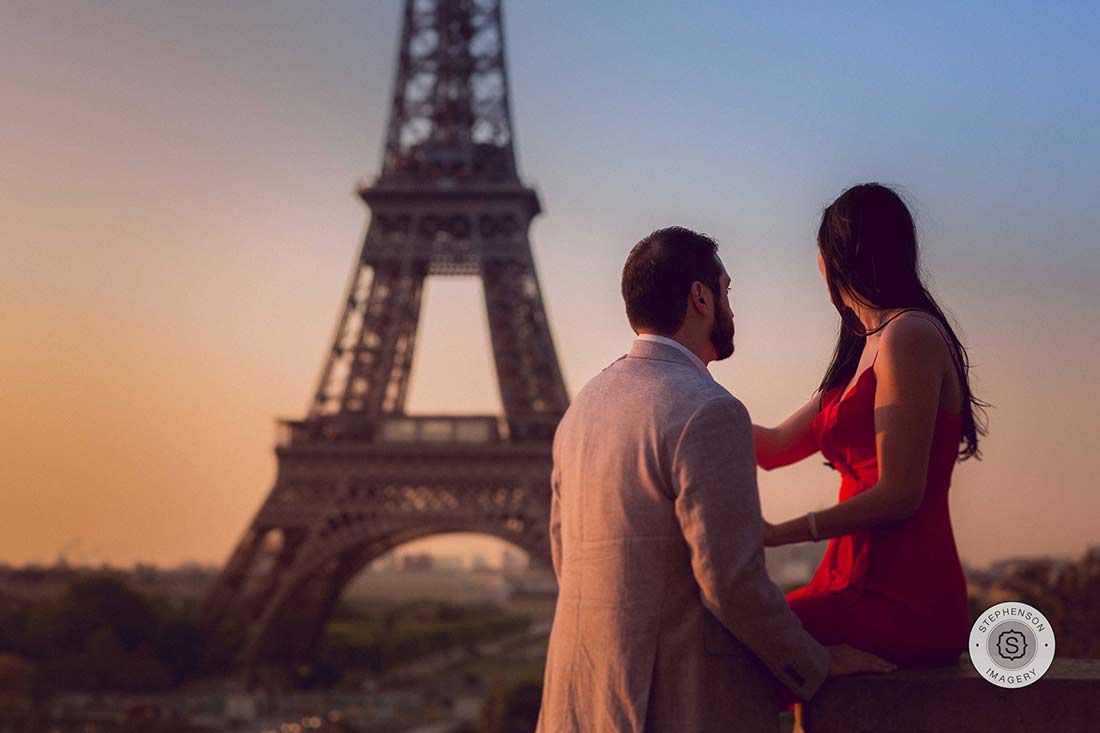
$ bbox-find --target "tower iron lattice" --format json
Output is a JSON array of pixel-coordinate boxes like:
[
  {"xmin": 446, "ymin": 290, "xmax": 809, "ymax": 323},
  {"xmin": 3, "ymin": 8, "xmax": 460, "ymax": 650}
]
[{"xmin": 199, "ymin": 0, "xmax": 568, "ymax": 681}]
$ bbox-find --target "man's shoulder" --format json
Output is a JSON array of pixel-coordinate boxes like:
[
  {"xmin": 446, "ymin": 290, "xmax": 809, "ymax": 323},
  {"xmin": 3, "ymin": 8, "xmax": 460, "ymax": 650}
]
[
  {"xmin": 685, "ymin": 391, "xmax": 751, "ymax": 426},
  {"xmin": 674, "ymin": 373, "xmax": 742, "ymax": 413},
  {"xmin": 574, "ymin": 355, "xmax": 743, "ymax": 419},
  {"xmin": 601, "ymin": 353, "xmax": 630, "ymax": 372}
]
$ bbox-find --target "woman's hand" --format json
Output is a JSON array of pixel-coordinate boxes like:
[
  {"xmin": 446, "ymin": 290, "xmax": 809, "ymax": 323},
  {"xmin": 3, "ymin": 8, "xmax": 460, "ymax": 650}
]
[{"xmin": 764, "ymin": 516, "xmax": 814, "ymax": 546}]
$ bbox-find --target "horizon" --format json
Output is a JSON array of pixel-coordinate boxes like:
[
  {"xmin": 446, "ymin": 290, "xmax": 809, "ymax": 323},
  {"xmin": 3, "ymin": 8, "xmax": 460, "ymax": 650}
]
[{"xmin": 7, "ymin": 541, "xmax": 1096, "ymax": 575}]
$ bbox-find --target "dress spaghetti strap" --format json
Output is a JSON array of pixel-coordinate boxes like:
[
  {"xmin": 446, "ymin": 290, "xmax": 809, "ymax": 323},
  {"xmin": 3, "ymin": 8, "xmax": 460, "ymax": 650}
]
[
  {"xmin": 889, "ymin": 308, "xmax": 966, "ymax": 385},
  {"xmin": 818, "ymin": 308, "xmax": 963, "ymax": 412}
]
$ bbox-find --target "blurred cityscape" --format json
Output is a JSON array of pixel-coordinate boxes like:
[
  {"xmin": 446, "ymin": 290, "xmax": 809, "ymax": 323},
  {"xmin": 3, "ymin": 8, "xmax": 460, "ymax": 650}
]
[{"xmin": 1, "ymin": 542, "xmax": 1097, "ymax": 732}]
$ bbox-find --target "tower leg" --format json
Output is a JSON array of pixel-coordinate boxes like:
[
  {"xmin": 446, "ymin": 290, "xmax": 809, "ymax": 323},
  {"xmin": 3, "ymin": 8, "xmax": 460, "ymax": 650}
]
[
  {"xmin": 311, "ymin": 258, "xmax": 426, "ymax": 418},
  {"xmin": 482, "ymin": 258, "xmax": 568, "ymax": 440}
]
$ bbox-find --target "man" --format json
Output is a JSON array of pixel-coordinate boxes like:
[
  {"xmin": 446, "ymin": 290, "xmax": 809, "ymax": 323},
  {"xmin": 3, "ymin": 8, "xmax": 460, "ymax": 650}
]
[{"xmin": 536, "ymin": 227, "xmax": 895, "ymax": 732}]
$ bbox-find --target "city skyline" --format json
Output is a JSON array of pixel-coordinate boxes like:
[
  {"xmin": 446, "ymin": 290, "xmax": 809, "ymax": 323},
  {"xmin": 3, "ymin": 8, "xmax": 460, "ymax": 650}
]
[{"xmin": 2, "ymin": 1, "xmax": 1098, "ymax": 570}]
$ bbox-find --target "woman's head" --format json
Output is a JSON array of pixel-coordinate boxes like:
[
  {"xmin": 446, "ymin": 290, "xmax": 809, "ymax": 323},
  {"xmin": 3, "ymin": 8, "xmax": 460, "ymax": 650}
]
[
  {"xmin": 817, "ymin": 183, "xmax": 925, "ymax": 324},
  {"xmin": 815, "ymin": 182, "xmax": 989, "ymax": 460}
]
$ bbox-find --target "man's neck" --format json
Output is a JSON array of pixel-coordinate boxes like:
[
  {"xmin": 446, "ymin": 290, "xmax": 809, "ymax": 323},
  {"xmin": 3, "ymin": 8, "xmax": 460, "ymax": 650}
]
[{"xmin": 636, "ymin": 330, "xmax": 712, "ymax": 365}]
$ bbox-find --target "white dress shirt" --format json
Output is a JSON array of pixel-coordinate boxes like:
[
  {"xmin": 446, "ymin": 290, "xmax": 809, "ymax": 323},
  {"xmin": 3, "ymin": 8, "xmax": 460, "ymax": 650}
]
[{"xmin": 634, "ymin": 333, "xmax": 711, "ymax": 378}]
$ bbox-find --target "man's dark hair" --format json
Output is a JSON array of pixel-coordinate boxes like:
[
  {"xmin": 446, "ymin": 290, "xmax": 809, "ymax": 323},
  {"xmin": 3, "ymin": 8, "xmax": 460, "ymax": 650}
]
[{"xmin": 621, "ymin": 226, "xmax": 723, "ymax": 334}]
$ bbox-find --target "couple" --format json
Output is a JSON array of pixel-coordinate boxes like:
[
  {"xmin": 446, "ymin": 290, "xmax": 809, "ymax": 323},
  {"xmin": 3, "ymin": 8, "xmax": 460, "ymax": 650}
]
[{"xmin": 536, "ymin": 183, "xmax": 988, "ymax": 732}]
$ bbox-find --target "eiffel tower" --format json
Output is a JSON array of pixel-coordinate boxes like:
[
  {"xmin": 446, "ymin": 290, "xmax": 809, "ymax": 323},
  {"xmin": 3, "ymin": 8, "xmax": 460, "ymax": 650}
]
[{"xmin": 200, "ymin": 0, "xmax": 568, "ymax": 680}]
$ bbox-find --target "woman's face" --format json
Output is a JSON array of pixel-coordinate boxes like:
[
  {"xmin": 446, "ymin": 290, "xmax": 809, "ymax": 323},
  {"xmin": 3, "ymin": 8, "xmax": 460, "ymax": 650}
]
[{"xmin": 819, "ymin": 249, "xmax": 851, "ymax": 308}]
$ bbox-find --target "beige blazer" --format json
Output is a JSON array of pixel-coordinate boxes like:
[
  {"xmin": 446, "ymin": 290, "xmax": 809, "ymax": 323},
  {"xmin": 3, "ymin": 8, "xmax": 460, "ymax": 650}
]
[{"xmin": 536, "ymin": 338, "xmax": 830, "ymax": 733}]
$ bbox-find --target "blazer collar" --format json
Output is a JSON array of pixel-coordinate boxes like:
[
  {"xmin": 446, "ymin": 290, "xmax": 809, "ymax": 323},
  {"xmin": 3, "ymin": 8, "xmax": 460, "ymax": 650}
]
[{"xmin": 627, "ymin": 337, "xmax": 712, "ymax": 379}]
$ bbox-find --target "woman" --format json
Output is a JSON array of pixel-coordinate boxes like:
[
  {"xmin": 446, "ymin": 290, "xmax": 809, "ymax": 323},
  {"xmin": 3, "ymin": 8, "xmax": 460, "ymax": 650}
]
[{"xmin": 753, "ymin": 183, "xmax": 989, "ymax": 709}]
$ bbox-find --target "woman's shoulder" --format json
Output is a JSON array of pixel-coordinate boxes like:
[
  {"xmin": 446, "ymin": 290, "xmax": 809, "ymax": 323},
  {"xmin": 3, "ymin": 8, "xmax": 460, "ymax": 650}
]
[
  {"xmin": 876, "ymin": 309, "xmax": 964, "ymax": 393},
  {"xmin": 878, "ymin": 309, "xmax": 950, "ymax": 356}
]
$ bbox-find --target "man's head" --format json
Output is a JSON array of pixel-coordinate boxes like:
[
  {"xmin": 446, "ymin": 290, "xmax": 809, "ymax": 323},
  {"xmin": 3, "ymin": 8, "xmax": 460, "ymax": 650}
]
[{"xmin": 621, "ymin": 226, "xmax": 735, "ymax": 362}]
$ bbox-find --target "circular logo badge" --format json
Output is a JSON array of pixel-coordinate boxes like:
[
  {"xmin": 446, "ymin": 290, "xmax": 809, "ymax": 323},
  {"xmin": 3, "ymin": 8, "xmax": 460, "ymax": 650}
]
[{"xmin": 969, "ymin": 601, "xmax": 1055, "ymax": 688}]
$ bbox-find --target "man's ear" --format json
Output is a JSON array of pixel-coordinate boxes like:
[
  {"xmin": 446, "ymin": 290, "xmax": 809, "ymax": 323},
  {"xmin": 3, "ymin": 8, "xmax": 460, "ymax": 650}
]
[
  {"xmin": 692, "ymin": 281, "xmax": 705, "ymax": 306},
  {"xmin": 686, "ymin": 284, "xmax": 702, "ymax": 317}
]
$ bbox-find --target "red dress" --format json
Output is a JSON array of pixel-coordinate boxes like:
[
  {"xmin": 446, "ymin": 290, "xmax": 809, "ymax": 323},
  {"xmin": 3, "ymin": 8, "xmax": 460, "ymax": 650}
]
[{"xmin": 778, "ymin": 336, "xmax": 970, "ymax": 708}]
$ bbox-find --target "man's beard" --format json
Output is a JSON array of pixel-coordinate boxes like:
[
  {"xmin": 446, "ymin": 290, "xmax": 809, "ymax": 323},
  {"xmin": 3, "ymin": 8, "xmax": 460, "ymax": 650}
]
[{"xmin": 710, "ymin": 311, "xmax": 735, "ymax": 360}]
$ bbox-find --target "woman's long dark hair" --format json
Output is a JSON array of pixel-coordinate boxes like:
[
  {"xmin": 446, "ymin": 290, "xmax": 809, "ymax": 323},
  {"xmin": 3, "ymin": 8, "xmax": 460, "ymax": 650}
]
[{"xmin": 816, "ymin": 183, "xmax": 989, "ymax": 460}]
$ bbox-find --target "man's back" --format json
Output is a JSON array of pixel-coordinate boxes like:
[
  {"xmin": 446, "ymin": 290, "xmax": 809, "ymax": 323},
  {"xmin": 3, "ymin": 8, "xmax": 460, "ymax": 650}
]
[{"xmin": 536, "ymin": 338, "xmax": 829, "ymax": 733}]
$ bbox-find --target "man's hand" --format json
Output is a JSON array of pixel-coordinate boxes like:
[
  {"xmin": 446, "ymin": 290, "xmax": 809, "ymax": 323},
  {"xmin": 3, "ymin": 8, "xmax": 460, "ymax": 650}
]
[{"xmin": 826, "ymin": 644, "xmax": 898, "ymax": 676}]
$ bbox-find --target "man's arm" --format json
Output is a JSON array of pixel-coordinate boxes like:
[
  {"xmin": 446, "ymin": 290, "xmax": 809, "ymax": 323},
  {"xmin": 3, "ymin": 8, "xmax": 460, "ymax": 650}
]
[{"xmin": 672, "ymin": 395, "xmax": 831, "ymax": 702}]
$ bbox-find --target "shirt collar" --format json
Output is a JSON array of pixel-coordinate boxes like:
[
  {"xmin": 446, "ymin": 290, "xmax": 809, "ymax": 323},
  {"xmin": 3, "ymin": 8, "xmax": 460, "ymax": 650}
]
[{"xmin": 634, "ymin": 334, "xmax": 711, "ymax": 378}]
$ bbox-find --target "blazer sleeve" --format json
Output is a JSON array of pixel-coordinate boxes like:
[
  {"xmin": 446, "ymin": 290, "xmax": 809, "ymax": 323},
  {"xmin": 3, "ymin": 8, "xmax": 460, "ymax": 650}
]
[{"xmin": 671, "ymin": 395, "xmax": 831, "ymax": 702}]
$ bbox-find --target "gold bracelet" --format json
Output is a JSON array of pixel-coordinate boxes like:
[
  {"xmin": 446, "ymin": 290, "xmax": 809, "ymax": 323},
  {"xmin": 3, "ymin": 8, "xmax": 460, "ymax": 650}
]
[{"xmin": 806, "ymin": 511, "xmax": 820, "ymax": 542}]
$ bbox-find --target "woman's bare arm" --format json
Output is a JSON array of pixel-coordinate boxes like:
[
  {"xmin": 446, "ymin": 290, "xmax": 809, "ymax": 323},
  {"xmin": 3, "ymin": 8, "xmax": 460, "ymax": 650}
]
[
  {"xmin": 764, "ymin": 317, "xmax": 946, "ymax": 545},
  {"xmin": 752, "ymin": 391, "xmax": 825, "ymax": 471}
]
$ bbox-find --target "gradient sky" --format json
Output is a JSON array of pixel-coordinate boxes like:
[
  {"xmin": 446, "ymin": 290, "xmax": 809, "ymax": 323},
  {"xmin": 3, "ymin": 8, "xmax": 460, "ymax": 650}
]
[{"xmin": 2, "ymin": 1, "xmax": 1098, "ymax": 569}]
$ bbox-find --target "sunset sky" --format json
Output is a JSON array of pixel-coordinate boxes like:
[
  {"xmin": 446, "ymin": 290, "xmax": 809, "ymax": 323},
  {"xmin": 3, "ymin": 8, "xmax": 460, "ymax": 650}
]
[{"xmin": 2, "ymin": 1, "xmax": 1097, "ymax": 570}]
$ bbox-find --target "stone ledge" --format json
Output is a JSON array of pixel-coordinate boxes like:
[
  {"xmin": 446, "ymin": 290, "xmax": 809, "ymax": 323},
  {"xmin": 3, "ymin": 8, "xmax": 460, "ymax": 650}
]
[{"xmin": 803, "ymin": 657, "xmax": 1100, "ymax": 733}]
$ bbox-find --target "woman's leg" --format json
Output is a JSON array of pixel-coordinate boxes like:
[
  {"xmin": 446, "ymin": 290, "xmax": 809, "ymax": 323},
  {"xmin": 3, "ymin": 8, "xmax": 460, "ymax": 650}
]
[
  {"xmin": 789, "ymin": 586, "xmax": 964, "ymax": 663},
  {"xmin": 776, "ymin": 586, "xmax": 965, "ymax": 711}
]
